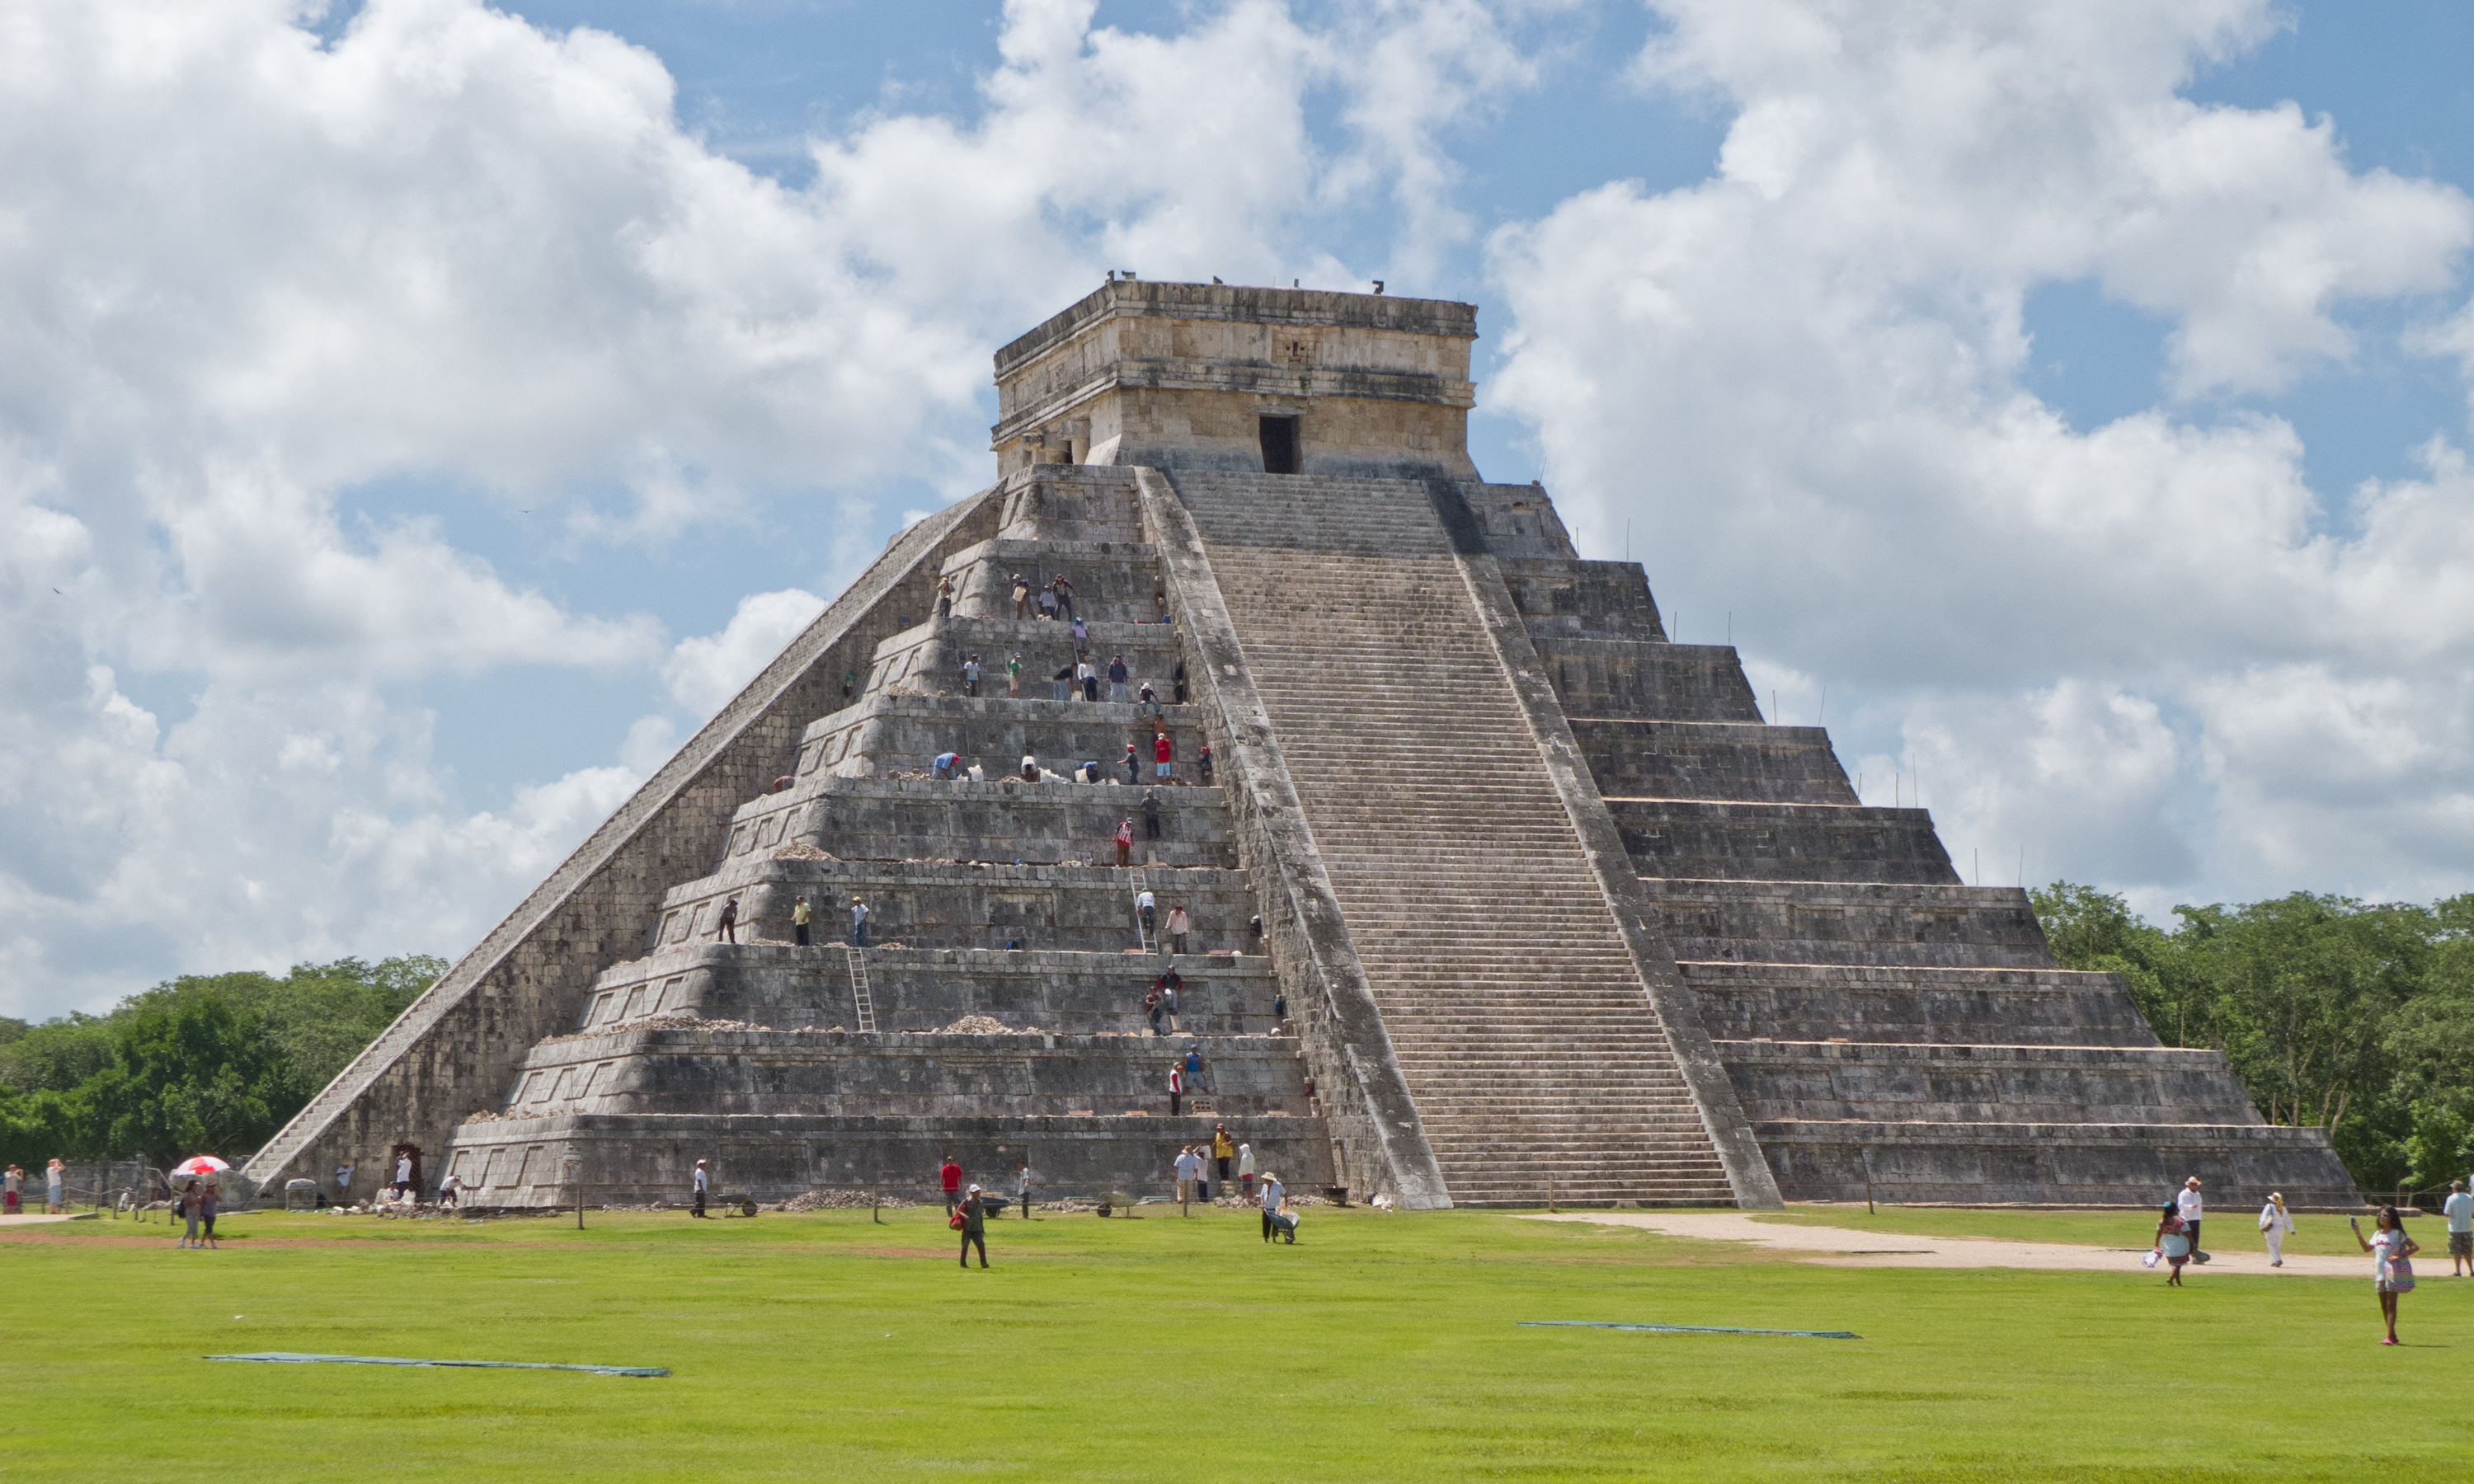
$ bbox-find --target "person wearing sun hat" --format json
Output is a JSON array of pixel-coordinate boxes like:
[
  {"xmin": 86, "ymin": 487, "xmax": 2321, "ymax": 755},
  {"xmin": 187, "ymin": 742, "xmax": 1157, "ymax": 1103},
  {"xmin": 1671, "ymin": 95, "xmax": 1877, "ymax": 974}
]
[
  {"xmin": 691, "ymin": 1158, "xmax": 709, "ymax": 1218},
  {"xmin": 958, "ymin": 1183, "xmax": 991, "ymax": 1269}
]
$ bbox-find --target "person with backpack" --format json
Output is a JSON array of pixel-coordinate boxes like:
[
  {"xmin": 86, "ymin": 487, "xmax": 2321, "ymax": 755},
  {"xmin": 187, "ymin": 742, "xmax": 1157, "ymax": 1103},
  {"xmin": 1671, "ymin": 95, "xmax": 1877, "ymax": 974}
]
[{"xmin": 956, "ymin": 1183, "xmax": 993, "ymax": 1269}]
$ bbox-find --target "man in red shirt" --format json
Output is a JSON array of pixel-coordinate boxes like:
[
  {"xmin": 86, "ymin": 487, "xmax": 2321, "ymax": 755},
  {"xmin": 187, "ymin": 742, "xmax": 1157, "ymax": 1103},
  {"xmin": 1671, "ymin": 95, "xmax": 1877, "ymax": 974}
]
[
  {"xmin": 1154, "ymin": 730, "xmax": 1173, "ymax": 782},
  {"xmin": 940, "ymin": 1155, "xmax": 962, "ymax": 1214}
]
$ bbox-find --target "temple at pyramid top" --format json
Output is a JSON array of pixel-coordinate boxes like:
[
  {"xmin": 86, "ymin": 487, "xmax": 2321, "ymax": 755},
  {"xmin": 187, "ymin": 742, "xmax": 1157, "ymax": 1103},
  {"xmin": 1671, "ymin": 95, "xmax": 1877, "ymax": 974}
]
[{"xmin": 990, "ymin": 279, "xmax": 1479, "ymax": 477}]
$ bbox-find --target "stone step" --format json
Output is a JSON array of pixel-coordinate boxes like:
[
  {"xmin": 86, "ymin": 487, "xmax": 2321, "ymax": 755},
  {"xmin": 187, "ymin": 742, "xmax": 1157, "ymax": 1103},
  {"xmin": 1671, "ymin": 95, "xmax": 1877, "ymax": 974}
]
[
  {"xmin": 1679, "ymin": 960, "xmax": 2163, "ymax": 1047},
  {"xmin": 722, "ymin": 774, "xmax": 1238, "ymax": 872}
]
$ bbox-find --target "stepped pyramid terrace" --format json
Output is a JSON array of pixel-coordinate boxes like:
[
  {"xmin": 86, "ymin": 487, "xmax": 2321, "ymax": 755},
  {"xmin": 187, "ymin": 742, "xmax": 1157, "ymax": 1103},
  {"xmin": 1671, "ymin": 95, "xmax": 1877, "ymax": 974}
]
[{"xmin": 245, "ymin": 280, "xmax": 2360, "ymax": 1211}]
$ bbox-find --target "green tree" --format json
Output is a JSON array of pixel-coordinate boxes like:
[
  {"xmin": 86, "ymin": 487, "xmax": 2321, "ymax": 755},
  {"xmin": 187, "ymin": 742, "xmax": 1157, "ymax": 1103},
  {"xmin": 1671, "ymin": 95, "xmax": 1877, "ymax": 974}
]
[
  {"xmin": 78, "ymin": 998, "xmax": 300, "ymax": 1168},
  {"xmin": 2029, "ymin": 882, "xmax": 2194, "ymax": 1042}
]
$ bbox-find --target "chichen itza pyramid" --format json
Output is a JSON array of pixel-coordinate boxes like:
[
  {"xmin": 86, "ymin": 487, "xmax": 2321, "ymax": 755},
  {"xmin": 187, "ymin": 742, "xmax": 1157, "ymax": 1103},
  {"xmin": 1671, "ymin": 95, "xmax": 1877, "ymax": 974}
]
[{"xmin": 246, "ymin": 280, "xmax": 2359, "ymax": 1210}]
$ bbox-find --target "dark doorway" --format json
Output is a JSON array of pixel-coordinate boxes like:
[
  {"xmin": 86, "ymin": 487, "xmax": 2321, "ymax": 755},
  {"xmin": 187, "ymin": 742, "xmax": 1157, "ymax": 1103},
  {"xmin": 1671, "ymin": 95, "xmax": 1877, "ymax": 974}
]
[{"xmin": 1258, "ymin": 416, "xmax": 1300, "ymax": 474}]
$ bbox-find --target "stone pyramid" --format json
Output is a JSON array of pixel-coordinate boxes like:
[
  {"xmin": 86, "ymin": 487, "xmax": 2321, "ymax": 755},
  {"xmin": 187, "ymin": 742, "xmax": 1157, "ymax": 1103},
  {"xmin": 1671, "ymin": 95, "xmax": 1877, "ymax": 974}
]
[{"xmin": 245, "ymin": 280, "xmax": 2358, "ymax": 1210}]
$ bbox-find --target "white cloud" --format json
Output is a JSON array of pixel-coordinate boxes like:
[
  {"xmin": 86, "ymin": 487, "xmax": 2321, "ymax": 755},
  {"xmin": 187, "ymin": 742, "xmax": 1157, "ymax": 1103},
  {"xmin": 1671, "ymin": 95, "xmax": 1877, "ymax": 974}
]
[
  {"xmin": 1489, "ymin": 0, "xmax": 2474, "ymax": 909},
  {"xmin": 661, "ymin": 589, "xmax": 828, "ymax": 720}
]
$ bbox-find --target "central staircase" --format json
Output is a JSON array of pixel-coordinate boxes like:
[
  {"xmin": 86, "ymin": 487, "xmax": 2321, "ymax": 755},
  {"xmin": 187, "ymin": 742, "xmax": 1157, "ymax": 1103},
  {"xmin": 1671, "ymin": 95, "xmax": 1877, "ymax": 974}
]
[{"xmin": 1171, "ymin": 473, "xmax": 1733, "ymax": 1205}]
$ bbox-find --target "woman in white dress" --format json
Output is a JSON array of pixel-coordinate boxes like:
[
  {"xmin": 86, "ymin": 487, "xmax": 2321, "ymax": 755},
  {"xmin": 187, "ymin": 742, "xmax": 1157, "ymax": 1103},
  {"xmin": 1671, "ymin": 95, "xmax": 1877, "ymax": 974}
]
[
  {"xmin": 2257, "ymin": 1192, "xmax": 2295, "ymax": 1267},
  {"xmin": 2349, "ymin": 1206, "xmax": 2420, "ymax": 1345}
]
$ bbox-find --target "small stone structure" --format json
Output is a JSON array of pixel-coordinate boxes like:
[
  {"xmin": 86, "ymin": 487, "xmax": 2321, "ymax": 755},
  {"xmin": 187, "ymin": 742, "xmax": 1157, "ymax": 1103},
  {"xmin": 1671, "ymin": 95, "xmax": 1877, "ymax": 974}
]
[{"xmin": 246, "ymin": 280, "xmax": 2358, "ymax": 1210}]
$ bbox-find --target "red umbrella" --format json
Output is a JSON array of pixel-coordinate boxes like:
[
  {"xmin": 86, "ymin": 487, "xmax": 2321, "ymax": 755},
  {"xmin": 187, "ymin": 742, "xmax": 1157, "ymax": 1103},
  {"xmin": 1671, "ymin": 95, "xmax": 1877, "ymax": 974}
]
[{"xmin": 173, "ymin": 1155, "xmax": 231, "ymax": 1180}]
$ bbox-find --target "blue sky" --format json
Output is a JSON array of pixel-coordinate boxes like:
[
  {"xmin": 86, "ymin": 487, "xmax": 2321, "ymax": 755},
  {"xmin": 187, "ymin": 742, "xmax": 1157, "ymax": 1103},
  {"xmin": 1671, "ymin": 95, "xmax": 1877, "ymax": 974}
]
[{"xmin": 7, "ymin": 0, "xmax": 2474, "ymax": 1017}]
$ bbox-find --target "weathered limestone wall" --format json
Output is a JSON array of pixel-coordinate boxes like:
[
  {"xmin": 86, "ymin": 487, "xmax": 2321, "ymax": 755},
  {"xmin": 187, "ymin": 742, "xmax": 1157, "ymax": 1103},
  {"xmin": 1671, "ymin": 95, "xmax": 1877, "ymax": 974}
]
[
  {"xmin": 577, "ymin": 945, "xmax": 1279, "ymax": 1036},
  {"xmin": 990, "ymin": 282, "xmax": 1479, "ymax": 478},
  {"xmin": 721, "ymin": 777, "xmax": 1240, "ymax": 874},
  {"xmin": 442, "ymin": 1111, "xmax": 1334, "ymax": 1207},
  {"xmin": 503, "ymin": 1026, "xmax": 1310, "ymax": 1118}
]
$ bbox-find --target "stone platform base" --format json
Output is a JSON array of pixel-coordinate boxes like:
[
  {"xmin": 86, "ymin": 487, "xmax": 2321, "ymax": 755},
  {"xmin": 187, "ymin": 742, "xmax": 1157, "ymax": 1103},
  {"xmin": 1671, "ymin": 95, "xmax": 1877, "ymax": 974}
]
[{"xmin": 442, "ymin": 1111, "xmax": 1338, "ymax": 1207}]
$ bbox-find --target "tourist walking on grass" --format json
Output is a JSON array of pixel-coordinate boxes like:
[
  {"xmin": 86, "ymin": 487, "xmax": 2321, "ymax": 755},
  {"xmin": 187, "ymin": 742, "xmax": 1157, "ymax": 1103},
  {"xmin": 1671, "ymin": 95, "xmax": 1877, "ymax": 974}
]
[
  {"xmin": 717, "ymin": 896, "xmax": 740, "ymax": 943},
  {"xmin": 1261, "ymin": 1172, "xmax": 1287, "ymax": 1243},
  {"xmin": 2259, "ymin": 1192, "xmax": 2295, "ymax": 1268},
  {"xmin": 1018, "ymin": 1162, "xmax": 1034, "ymax": 1221},
  {"xmin": 941, "ymin": 1155, "xmax": 962, "ymax": 1214},
  {"xmin": 2445, "ymin": 1180, "xmax": 2474, "ymax": 1276},
  {"xmin": 1167, "ymin": 904, "xmax": 1190, "ymax": 956},
  {"xmin": 2352, "ymin": 1207, "xmax": 2420, "ymax": 1343},
  {"xmin": 957, "ymin": 1184, "xmax": 992, "ymax": 1268},
  {"xmin": 2151, "ymin": 1202, "xmax": 2191, "ymax": 1285},
  {"xmin": 46, "ymin": 1158, "xmax": 65, "ymax": 1214},
  {"xmin": 2, "ymin": 1164, "xmax": 18, "ymax": 1214},
  {"xmin": 200, "ymin": 1182, "xmax": 220, "ymax": 1248},
  {"xmin": 178, "ymin": 1181, "xmax": 200, "ymax": 1248},
  {"xmin": 2175, "ymin": 1176, "xmax": 2204, "ymax": 1258},
  {"xmin": 1239, "ymin": 1142, "xmax": 1255, "ymax": 1198},
  {"xmin": 793, "ymin": 895, "xmax": 812, "ymax": 946},
  {"xmin": 692, "ymin": 1159, "xmax": 710, "ymax": 1217}
]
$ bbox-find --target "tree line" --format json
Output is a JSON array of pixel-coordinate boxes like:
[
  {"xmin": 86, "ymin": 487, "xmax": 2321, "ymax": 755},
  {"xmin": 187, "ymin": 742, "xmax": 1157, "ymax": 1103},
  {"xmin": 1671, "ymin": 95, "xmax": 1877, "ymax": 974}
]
[
  {"xmin": 0, "ymin": 956, "xmax": 444, "ymax": 1175},
  {"xmin": 2032, "ymin": 884, "xmax": 2474, "ymax": 1197}
]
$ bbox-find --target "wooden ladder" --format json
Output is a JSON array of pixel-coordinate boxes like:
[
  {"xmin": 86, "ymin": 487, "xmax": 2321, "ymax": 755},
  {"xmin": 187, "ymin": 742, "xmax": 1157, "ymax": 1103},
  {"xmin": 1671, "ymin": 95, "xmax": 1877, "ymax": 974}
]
[
  {"xmin": 842, "ymin": 945, "xmax": 878, "ymax": 1033},
  {"xmin": 1129, "ymin": 868, "xmax": 1157, "ymax": 954}
]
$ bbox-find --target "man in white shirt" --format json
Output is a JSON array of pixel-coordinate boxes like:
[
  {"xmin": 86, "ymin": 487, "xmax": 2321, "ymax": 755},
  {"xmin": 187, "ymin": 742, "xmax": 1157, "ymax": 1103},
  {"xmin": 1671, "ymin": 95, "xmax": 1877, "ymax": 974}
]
[
  {"xmin": 394, "ymin": 1153, "xmax": 414, "ymax": 1197},
  {"xmin": 2175, "ymin": 1176, "xmax": 2204, "ymax": 1256},
  {"xmin": 1174, "ymin": 1146, "xmax": 1200, "ymax": 1215},
  {"xmin": 691, "ymin": 1158, "xmax": 710, "ymax": 1219},
  {"xmin": 2444, "ymin": 1178, "xmax": 2474, "ymax": 1276}
]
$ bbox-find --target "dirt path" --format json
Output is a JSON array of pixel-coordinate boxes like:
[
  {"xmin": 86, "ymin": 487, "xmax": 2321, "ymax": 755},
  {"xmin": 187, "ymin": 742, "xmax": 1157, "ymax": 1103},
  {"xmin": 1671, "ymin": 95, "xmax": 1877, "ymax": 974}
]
[{"xmin": 1520, "ymin": 1210, "xmax": 2370, "ymax": 1278}]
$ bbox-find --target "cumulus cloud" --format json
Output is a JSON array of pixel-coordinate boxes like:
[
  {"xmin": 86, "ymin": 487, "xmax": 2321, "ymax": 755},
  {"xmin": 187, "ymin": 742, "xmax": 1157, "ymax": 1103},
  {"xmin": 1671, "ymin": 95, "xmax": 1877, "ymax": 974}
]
[
  {"xmin": 661, "ymin": 589, "xmax": 828, "ymax": 720},
  {"xmin": 1490, "ymin": 0, "xmax": 2474, "ymax": 907}
]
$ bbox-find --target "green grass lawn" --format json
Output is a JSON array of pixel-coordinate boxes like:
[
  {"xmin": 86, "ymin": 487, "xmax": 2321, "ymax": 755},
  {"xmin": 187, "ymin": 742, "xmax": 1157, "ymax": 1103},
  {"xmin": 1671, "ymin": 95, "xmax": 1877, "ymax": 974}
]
[
  {"xmin": 0, "ymin": 1204, "xmax": 2462, "ymax": 1482},
  {"xmin": 1747, "ymin": 1205, "xmax": 2390, "ymax": 1258}
]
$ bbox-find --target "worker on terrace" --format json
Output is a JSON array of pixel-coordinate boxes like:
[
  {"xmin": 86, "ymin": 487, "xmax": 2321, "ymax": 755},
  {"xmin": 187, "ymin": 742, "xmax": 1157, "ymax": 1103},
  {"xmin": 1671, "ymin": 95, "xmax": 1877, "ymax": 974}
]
[
  {"xmin": 1115, "ymin": 818, "xmax": 1134, "ymax": 866},
  {"xmin": 716, "ymin": 897, "xmax": 739, "ymax": 943}
]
